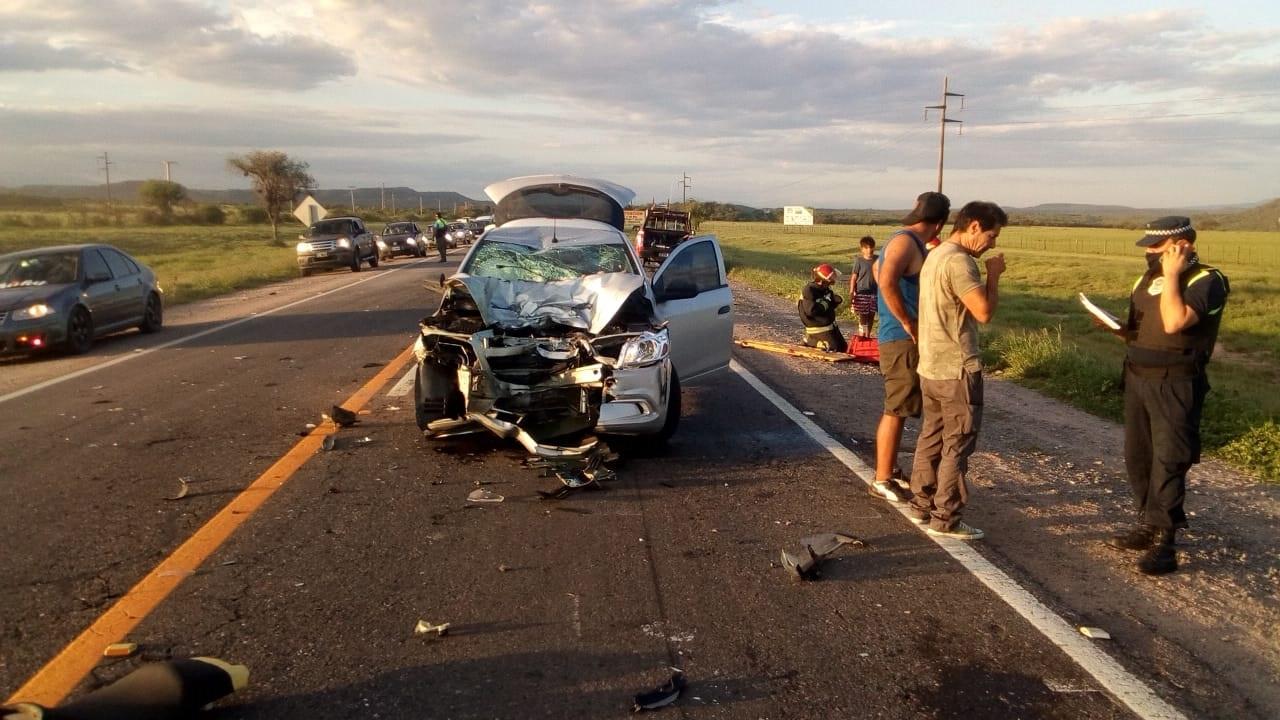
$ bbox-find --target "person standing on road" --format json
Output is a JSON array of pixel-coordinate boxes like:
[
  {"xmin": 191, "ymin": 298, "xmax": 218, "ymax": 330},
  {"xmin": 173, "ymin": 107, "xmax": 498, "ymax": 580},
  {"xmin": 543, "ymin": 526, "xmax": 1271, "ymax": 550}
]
[
  {"xmin": 850, "ymin": 236, "xmax": 878, "ymax": 338},
  {"xmin": 868, "ymin": 191, "xmax": 951, "ymax": 503},
  {"xmin": 433, "ymin": 212, "xmax": 449, "ymax": 263},
  {"xmin": 907, "ymin": 201, "xmax": 1007, "ymax": 540},
  {"xmin": 800, "ymin": 263, "xmax": 847, "ymax": 352},
  {"xmin": 1104, "ymin": 217, "xmax": 1229, "ymax": 575}
]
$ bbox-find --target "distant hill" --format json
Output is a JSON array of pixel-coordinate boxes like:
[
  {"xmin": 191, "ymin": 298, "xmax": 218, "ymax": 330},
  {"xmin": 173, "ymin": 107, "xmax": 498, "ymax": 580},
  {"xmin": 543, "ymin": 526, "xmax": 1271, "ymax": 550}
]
[
  {"xmin": 3, "ymin": 183, "xmax": 490, "ymax": 212},
  {"xmin": 1208, "ymin": 198, "xmax": 1280, "ymax": 231}
]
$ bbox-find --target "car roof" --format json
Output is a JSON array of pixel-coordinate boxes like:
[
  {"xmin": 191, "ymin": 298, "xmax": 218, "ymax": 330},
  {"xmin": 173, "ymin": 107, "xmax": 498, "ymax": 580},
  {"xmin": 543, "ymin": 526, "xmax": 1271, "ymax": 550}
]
[{"xmin": 0, "ymin": 244, "xmax": 115, "ymax": 260}]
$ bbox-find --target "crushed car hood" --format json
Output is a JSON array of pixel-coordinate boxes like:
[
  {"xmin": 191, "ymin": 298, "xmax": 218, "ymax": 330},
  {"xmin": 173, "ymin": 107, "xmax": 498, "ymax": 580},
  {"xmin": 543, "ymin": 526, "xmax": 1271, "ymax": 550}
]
[{"xmin": 451, "ymin": 272, "xmax": 645, "ymax": 335}]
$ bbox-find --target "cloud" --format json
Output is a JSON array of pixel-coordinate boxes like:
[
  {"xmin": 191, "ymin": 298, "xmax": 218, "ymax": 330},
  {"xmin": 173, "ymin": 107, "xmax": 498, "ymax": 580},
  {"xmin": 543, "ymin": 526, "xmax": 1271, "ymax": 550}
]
[
  {"xmin": 0, "ymin": 0, "xmax": 355, "ymax": 88},
  {"xmin": 0, "ymin": 38, "xmax": 130, "ymax": 73}
]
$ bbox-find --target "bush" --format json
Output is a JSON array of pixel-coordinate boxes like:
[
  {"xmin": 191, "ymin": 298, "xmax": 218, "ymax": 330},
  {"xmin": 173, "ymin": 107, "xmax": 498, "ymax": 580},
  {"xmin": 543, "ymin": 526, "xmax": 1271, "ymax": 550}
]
[
  {"xmin": 139, "ymin": 210, "xmax": 172, "ymax": 226},
  {"xmin": 193, "ymin": 204, "xmax": 226, "ymax": 225},
  {"xmin": 1218, "ymin": 421, "xmax": 1280, "ymax": 481},
  {"xmin": 238, "ymin": 207, "xmax": 269, "ymax": 223}
]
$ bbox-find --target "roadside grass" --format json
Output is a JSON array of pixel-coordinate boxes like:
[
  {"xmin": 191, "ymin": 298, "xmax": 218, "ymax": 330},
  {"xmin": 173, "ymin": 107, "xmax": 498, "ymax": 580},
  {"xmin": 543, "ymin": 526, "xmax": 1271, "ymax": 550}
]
[
  {"xmin": 0, "ymin": 225, "xmax": 299, "ymax": 305},
  {"xmin": 707, "ymin": 221, "xmax": 1280, "ymax": 481}
]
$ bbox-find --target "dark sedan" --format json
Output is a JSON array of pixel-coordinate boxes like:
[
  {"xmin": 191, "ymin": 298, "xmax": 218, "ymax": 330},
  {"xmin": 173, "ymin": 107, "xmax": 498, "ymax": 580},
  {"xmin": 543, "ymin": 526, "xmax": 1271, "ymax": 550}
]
[
  {"xmin": 380, "ymin": 221, "xmax": 428, "ymax": 258},
  {"xmin": 0, "ymin": 244, "xmax": 163, "ymax": 355}
]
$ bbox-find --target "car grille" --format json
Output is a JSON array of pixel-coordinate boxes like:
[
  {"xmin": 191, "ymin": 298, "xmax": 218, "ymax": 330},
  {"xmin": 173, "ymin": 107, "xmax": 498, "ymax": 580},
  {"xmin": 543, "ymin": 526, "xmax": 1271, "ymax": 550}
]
[
  {"xmin": 309, "ymin": 239, "xmax": 336, "ymax": 251},
  {"xmin": 0, "ymin": 311, "xmax": 8, "ymax": 324}
]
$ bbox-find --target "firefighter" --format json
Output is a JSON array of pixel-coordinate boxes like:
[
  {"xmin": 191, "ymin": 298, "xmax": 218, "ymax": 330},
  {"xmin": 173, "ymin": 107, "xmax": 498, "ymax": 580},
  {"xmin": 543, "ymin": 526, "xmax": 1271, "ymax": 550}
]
[
  {"xmin": 1103, "ymin": 216, "xmax": 1229, "ymax": 576},
  {"xmin": 799, "ymin": 263, "xmax": 848, "ymax": 352}
]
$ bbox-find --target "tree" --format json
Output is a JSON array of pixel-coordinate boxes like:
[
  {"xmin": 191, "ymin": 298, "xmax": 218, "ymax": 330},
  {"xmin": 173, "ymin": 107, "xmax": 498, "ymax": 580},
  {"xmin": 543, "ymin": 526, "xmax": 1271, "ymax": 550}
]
[
  {"xmin": 226, "ymin": 151, "xmax": 315, "ymax": 245},
  {"xmin": 137, "ymin": 180, "xmax": 188, "ymax": 220}
]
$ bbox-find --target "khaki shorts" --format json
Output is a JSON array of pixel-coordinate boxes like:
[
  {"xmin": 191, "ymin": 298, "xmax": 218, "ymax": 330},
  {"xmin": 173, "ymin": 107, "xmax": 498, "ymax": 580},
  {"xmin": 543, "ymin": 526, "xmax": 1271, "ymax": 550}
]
[{"xmin": 879, "ymin": 339, "xmax": 921, "ymax": 418}]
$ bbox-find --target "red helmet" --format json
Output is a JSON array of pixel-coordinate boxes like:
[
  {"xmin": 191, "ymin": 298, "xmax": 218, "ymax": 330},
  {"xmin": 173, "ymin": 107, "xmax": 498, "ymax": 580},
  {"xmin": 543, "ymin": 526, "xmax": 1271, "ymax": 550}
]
[{"xmin": 813, "ymin": 263, "xmax": 840, "ymax": 283}]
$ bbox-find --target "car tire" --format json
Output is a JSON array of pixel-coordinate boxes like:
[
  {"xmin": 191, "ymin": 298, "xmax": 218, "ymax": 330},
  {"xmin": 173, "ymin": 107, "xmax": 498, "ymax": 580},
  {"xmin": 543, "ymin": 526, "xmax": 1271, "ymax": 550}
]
[
  {"xmin": 369, "ymin": 249, "xmax": 379, "ymax": 268},
  {"xmin": 414, "ymin": 363, "xmax": 445, "ymax": 431},
  {"xmin": 301, "ymin": 267, "xmax": 312, "ymax": 277},
  {"xmin": 139, "ymin": 293, "xmax": 163, "ymax": 333},
  {"xmin": 64, "ymin": 306, "xmax": 94, "ymax": 355},
  {"xmin": 350, "ymin": 250, "xmax": 361, "ymax": 273}
]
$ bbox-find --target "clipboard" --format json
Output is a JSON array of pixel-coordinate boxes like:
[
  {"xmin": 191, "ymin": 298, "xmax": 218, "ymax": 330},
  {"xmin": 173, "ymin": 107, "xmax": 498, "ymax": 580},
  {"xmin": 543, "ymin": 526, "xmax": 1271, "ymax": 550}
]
[{"xmin": 1078, "ymin": 293, "xmax": 1122, "ymax": 331}]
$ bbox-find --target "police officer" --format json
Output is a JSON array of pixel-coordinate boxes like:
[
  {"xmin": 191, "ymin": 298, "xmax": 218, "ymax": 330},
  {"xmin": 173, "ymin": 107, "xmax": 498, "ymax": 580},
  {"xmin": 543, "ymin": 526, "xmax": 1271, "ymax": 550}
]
[
  {"xmin": 1105, "ymin": 216, "xmax": 1229, "ymax": 575},
  {"xmin": 433, "ymin": 212, "xmax": 449, "ymax": 263},
  {"xmin": 799, "ymin": 263, "xmax": 848, "ymax": 352}
]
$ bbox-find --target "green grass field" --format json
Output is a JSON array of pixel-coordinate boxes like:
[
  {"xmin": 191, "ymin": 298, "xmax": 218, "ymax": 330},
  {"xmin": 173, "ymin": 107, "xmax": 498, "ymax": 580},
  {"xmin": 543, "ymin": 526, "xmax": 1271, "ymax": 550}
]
[
  {"xmin": 706, "ymin": 221, "xmax": 1280, "ymax": 481},
  {"xmin": 0, "ymin": 224, "xmax": 299, "ymax": 305}
]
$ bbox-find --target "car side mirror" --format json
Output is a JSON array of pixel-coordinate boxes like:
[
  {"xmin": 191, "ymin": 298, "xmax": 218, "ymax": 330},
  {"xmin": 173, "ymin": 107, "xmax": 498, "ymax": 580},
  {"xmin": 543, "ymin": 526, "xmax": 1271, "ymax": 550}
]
[
  {"xmin": 85, "ymin": 271, "xmax": 111, "ymax": 284},
  {"xmin": 655, "ymin": 281, "xmax": 699, "ymax": 302}
]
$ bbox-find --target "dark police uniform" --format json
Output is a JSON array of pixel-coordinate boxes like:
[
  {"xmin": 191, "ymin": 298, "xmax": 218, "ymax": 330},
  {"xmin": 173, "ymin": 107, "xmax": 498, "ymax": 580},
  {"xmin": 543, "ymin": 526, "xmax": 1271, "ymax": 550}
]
[
  {"xmin": 1123, "ymin": 254, "xmax": 1229, "ymax": 531},
  {"xmin": 799, "ymin": 281, "xmax": 847, "ymax": 352}
]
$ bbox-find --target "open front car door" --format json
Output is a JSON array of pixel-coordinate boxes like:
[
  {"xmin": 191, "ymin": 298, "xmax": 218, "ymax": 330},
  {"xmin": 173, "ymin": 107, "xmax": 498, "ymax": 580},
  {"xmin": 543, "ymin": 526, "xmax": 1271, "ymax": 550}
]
[{"xmin": 650, "ymin": 236, "xmax": 734, "ymax": 382}]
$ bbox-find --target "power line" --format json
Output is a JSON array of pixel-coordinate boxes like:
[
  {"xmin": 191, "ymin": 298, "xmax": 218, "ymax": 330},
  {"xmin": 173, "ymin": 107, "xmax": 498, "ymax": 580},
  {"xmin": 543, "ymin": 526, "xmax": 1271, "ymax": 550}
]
[
  {"xmin": 968, "ymin": 109, "xmax": 1264, "ymax": 129},
  {"xmin": 97, "ymin": 152, "xmax": 114, "ymax": 210},
  {"xmin": 924, "ymin": 76, "xmax": 964, "ymax": 193}
]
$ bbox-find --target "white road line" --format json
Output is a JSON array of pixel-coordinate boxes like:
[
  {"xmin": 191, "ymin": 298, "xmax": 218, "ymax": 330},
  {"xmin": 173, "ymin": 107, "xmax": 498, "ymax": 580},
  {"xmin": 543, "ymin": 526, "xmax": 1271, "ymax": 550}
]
[
  {"xmin": 386, "ymin": 366, "xmax": 416, "ymax": 397},
  {"xmin": 0, "ymin": 261, "xmax": 433, "ymax": 407},
  {"xmin": 729, "ymin": 359, "xmax": 1188, "ymax": 720}
]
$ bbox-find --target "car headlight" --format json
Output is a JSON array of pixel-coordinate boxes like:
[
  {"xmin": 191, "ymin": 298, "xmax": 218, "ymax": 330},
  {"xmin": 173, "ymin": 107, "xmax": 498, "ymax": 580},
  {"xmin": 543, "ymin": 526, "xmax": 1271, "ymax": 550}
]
[
  {"xmin": 13, "ymin": 303, "xmax": 56, "ymax": 320},
  {"xmin": 617, "ymin": 329, "xmax": 670, "ymax": 368},
  {"xmin": 296, "ymin": 241, "xmax": 312, "ymax": 252},
  {"xmin": 337, "ymin": 237, "xmax": 351, "ymax": 248},
  {"xmin": 407, "ymin": 237, "xmax": 417, "ymax": 245}
]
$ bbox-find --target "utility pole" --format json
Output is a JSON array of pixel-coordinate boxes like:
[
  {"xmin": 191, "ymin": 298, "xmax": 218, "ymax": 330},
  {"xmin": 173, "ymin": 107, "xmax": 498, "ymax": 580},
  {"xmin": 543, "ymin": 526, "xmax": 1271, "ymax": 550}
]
[
  {"xmin": 924, "ymin": 76, "xmax": 964, "ymax": 193},
  {"xmin": 419, "ymin": 195, "xmax": 423, "ymax": 214},
  {"xmin": 348, "ymin": 186, "xmax": 356, "ymax": 211},
  {"xmin": 680, "ymin": 172, "xmax": 691, "ymax": 205},
  {"xmin": 162, "ymin": 160, "xmax": 178, "ymax": 183},
  {"xmin": 381, "ymin": 183, "xmax": 386, "ymax": 211},
  {"xmin": 391, "ymin": 192, "xmax": 396, "ymax": 214},
  {"xmin": 97, "ymin": 152, "xmax": 114, "ymax": 209}
]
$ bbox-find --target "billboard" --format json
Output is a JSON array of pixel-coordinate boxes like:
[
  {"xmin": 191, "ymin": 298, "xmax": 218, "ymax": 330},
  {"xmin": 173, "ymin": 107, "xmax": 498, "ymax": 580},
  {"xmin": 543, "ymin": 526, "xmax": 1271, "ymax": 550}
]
[{"xmin": 783, "ymin": 206, "xmax": 814, "ymax": 225}]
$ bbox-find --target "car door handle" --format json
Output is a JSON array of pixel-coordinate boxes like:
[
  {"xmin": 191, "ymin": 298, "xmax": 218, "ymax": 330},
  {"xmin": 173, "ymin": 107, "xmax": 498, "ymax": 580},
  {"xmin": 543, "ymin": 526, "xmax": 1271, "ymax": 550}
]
[{"xmin": 718, "ymin": 305, "xmax": 731, "ymax": 315}]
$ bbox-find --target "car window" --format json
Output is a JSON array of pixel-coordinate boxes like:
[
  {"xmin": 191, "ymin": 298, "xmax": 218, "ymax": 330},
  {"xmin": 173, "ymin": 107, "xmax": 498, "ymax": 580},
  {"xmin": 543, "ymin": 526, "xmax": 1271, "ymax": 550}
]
[
  {"xmin": 0, "ymin": 251, "xmax": 80, "ymax": 287},
  {"xmin": 101, "ymin": 249, "xmax": 135, "ymax": 278},
  {"xmin": 466, "ymin": 241, "xmax": 635, "ymax": 281},
  {"xmin": 122, "ymin": 254, "xmax": 141, "ymax": 274},
  {"xmin": 82, "ymin": 249, "xmax": 111, "ymax": 281},
  {"xmin": 307, "ymin": 220, "xmax": 356, "ymax": 236},
  {"xmin": 654, "ymin": 241, "xmax": 721, "ymax": 295}
]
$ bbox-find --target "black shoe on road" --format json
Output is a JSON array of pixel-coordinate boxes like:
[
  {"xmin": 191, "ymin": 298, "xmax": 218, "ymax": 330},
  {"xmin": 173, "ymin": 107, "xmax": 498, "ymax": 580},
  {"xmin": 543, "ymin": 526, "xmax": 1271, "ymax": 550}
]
[
  {"xmin": 1138, "ymin": 541, "xmax": 1178, "ymax": 575},
  {"xmin": 1106, "ymin": 524, "xmax": 1158, "ymax": 552}
]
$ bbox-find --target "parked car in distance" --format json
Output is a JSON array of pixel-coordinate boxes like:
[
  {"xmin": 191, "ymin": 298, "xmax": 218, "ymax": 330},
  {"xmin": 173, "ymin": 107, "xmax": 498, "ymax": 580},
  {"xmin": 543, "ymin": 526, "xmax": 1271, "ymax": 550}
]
[
  {"xmin": 466, "ymin": 217, "xmax": 489, "ymax": 239},
  {"xmin": 296, "ymin": 217, "xmax": 379, "ymax": 275},
  {"xmin": 635, "ymin": 205, "xmax": 693, "ymax": 273},
  {"xmin": 0, "ymin": 244, "xmax": 163, "ymax": 355},
  {"xmin": 380, "ymin": 221, "xmax": 428, "ymax": 258}
]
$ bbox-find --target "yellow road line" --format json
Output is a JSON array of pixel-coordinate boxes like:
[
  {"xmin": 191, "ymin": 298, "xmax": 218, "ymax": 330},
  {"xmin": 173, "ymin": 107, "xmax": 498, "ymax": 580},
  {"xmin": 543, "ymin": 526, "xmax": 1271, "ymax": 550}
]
[{"xmin": 5, "ymin": 342, "xmax": 418, "ymax": 707}]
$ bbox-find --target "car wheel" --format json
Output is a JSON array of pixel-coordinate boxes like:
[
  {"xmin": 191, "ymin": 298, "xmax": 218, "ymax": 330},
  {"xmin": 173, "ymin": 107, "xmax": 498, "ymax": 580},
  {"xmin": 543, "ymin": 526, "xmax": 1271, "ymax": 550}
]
[
  {"xmin": 301, "ymin": 267, "xmax": 312, "ymax": 277},
  {"xmin": 369, "ymin": 249, "xmax": 379, "ymax": 268},
  {"xmin": 64, "ymin": 306, "xmax": 94, "ymax": 355},
  {"xmin": 414, "ymin": 363, "xmax": 445, "ymax": 431},
  {"xmin": 139, "ymin": 293, "xmax": 163, "ymax": 333},
  {"xmin": 350, "ymin": 250, "xmax": 361, "ymax": 273}
]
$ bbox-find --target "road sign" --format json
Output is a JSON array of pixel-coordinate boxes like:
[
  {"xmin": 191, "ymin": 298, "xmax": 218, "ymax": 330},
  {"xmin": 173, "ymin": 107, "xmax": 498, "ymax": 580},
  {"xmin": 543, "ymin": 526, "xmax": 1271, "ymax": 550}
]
[
  {"xmin": 293, "ymin": 195, "xmax": 327, "ymax": 225},
  {"xmin": 783, "ymin": 206, "xmax": 813, "ymax": 225}
]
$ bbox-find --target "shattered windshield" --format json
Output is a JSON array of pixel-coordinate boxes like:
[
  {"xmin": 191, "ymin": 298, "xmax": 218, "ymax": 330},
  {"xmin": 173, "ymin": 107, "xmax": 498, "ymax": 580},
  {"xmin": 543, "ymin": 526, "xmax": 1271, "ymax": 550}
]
[
  {"xmin": 0, "ymin": 251, "xmax": 79, "ymax": 287},
  {"xmin": 466, "ymin": 241, "xmax": 635, "ymax": 282}
]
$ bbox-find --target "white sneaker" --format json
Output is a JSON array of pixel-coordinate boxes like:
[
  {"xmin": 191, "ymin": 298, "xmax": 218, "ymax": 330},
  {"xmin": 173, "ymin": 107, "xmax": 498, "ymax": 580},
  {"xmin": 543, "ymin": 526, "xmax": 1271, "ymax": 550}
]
[
  {"xmin": 868, "ymin": 480, "xmax": 908, "ymax": 504},
  {"xmin": 926, "ymin": 522, "xmax": 985, "ymax": 540}
]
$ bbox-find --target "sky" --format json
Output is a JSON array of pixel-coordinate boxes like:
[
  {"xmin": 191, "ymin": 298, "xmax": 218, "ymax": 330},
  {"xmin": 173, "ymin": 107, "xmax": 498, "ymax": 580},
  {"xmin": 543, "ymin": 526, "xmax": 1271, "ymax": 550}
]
[{"xmin": 0, "ymin": 0, "xmax": 1277, "ymax": 209}]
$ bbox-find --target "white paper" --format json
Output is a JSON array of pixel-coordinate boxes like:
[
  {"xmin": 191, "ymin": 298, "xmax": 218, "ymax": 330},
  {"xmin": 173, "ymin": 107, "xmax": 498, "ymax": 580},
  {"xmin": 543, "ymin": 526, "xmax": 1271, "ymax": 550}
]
[{"xmin": 1078, "ymin": 293, "xmax": 1122, "ymax": 331}]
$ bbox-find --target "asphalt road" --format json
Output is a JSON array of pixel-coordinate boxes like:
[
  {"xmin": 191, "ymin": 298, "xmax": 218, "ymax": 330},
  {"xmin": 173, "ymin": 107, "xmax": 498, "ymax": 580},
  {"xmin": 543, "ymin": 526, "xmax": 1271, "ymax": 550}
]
[{"xmin": 2, "ymin": 259, "xmax": 1154, "ymax": 718}]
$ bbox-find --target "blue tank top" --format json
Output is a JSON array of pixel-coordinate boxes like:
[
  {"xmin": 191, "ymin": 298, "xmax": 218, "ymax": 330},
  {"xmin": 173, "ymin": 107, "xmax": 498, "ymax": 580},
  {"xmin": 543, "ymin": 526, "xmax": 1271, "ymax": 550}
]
[{"xmin": 876, "ymin": 230, "xmax": 928, "ymax": 342}]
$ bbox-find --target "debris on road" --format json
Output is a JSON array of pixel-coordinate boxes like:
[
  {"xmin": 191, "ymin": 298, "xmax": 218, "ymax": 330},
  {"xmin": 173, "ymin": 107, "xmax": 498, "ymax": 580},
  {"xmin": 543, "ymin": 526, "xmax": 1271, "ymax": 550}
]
[
  {"xmin": 305, "ymin": 423, "xmax": 317, "ymax": 430},
  {"xmin": 467, "ymin": 489, "xmax": 505, "ymax": 503},
  {"xmin": 632, "ymin": 671, "xmax": 686, "ymax": 712},
  {"xmin": 321, "ymin": 435, "xmax": 336, "ymax": 452},
  {"xmin": 1079, "ymin": 626, "xmax": 1112, "ymax": 640},
  {"xmin": 780, "ymin": 532, "xmax": 866, "ymax": 581},
  {"xmin": 102, "ymin": 642, "xmax": 138, "ymax": 658},
  {"xmin": 164, "ymin": 478, "xmax": 191, "ymax": 501},
  {"xmin": 233, "ymin": 355, "xmax": 248, "ymax": 361},
  {"xmin": 356, "ymin": 436, "xmax": 373, "ymax": 444},
  {"xmin": 386, "ymin": 405, "xmax": 402, "ymax": 412},
  {"xmin": 414, "ymin": 620, "xmax": 450, "ymax": 636},
  {"xmin": 736, "ymin": 338, "xmax": 856, "ymax": 363},
  {"xmin": 3, "ymin": 657, "xmax": 249, "ymax": 718},
  {"xmin": 325, "ymin": 405, "xmax": 359, "ymax": 427},
  {"xmin": 362, "ymin": 362, "xmax": 385, "ymax": 368}
]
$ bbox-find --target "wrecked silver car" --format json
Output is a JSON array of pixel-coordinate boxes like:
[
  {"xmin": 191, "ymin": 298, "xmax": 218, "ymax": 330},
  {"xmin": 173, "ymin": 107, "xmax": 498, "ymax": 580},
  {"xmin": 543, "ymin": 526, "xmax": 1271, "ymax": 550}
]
[{"xmin": 412, "ymin": 175, "xmax": 733, "ymax": 481}]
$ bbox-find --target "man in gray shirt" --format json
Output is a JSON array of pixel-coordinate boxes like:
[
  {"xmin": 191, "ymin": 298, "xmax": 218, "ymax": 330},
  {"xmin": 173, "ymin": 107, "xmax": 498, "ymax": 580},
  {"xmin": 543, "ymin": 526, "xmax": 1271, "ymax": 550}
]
[{"xmin": 907, "ymin": 201, "xmax": 1008, "ymax": 540}]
